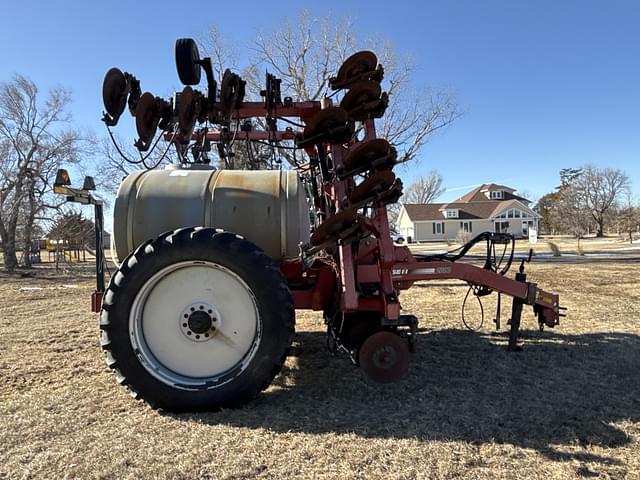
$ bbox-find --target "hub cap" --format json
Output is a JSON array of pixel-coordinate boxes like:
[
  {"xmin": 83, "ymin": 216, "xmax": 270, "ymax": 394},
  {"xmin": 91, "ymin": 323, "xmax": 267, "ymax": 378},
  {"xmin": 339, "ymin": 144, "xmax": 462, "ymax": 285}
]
[
  {"xmin": 178, "ymin": 302, "xmax": 220, "ymax": 343},
  {"xmin": 188, "ymin": 311, "xmax": 213, "ymax": 334}
]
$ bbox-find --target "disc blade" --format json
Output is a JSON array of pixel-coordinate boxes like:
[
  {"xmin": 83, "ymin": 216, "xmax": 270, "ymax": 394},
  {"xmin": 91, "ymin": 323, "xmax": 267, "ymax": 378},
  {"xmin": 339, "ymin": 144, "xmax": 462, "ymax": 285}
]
[
  {"xmin": 358, "ymin": 331, "xmax": 410, "ymax": 383},
  {"xmin": 310, "ymin": 208, "xmax": 358, "ymax": 246},
  {"xmin": 177, "ymin": 86, "xmax": 198, "ymax": 141},
  {"xmin": 340, "ymin": 81, "xmax": 382, "ymax": 112},
  {"xmin": 333, "ymin": 51, "xmax": 378, "ymax": 87},
  {"xmin": 304, "ymin": 107, "xmax": 348, "ymax": 137},
  {"xmin": 102, "ymin": 67, "xmax": 128, "ymax": 122},
  {"xmin": 135, "ymin": 92, "xmax": 159, "ymax": 145},
  {"xmin": 343, "ymin": 139, "xmax": 393, "ymax": 173},
  {"xmin": 349, "ymin": 170, "xmax": 396, "ymax": 205}
]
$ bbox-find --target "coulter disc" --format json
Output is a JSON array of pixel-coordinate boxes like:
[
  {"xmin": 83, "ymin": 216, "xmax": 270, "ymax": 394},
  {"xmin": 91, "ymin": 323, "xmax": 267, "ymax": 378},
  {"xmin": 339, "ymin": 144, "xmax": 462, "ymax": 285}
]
[{"xmin": 358, "ymin": 331, "xmax": 410, "ymax": 383}]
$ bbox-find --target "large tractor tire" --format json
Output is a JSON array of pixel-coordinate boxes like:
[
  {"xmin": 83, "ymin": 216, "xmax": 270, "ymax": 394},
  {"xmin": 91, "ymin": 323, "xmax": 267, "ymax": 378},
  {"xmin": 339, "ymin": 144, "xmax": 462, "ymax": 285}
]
[{"xmin": 99, "ymin": 227, "xmax": 294, "ymax": 412}]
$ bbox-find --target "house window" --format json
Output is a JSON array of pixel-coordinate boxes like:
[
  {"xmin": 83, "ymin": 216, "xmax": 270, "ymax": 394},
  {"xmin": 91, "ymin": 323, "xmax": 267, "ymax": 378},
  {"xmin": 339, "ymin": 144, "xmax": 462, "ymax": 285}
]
[
  {"xmin": 445, "ymin": 209, "xmax": 458, "ymax": 218},
  {"xmin": 522, "ymin": 220, "xmax": 534, "ymax": 235},
  {"xmin": 495, "ymin": 221, "xmax": 510, "ymax": 233},
  {"xmin": 495, "ymin": 208, "xmax": 532, "ymax": 222},
  {"xmin": 490, "ymin": 191, "xmax": 503, "ymax": 199},
  {"xmin": 460, "ymin": 221, "xmax": 472, "ymax": 233},
  {"xmin": 433, "ymin": 222, "xmax": 445, "ymax": 235}
]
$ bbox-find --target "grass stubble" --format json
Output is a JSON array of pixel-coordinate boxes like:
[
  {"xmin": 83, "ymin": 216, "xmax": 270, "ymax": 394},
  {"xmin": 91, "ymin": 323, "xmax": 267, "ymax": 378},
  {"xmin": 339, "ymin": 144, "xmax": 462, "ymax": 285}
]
[{"xmin": 0, "ymin": 260, "xmax": 639, "ymax": 479}]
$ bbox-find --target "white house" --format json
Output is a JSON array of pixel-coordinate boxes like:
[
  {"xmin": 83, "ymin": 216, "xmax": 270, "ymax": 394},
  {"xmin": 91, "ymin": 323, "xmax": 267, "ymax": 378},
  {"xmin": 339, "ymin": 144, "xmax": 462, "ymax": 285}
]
[{"xmin": 397, "ymin": 183, "xmax": 538, "ymax": 242}]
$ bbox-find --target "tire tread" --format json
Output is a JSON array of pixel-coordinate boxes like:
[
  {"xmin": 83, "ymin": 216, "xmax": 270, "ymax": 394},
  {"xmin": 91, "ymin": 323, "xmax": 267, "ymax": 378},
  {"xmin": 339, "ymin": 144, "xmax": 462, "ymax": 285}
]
[{"xmin": 99, "ymin": 226, "xmax": 294, "ymax": 412}]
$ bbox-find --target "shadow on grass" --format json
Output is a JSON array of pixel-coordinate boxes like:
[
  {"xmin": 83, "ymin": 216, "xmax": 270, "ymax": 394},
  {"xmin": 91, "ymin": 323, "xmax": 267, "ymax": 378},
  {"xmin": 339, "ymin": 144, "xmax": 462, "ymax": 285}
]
[{"xmin": 179, "ymin": 328, "xmax": 640, "ymax": 465}]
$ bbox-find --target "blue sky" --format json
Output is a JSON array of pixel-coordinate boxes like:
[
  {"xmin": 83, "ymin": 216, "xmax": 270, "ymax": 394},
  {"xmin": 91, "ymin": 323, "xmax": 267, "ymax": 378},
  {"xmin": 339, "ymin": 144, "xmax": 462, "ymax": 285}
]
[{"xmin": 1, "ymin": 0, "xmax": 638, "ymax": 203}]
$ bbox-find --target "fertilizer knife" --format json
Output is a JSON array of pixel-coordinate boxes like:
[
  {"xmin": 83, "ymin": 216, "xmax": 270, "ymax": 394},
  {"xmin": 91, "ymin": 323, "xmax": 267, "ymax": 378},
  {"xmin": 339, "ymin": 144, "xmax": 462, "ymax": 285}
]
[{"xmin": 54, "ymin": 38, "xmax": 564, "ymax": 411}]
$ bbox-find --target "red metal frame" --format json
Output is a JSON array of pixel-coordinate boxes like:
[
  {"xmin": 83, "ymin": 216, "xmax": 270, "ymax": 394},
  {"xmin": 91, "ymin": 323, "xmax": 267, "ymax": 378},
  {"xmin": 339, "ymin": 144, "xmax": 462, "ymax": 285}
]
[
  {"xmin": 283, "ymin": 246, "xmax": 560, "ymax": 327},
  {"xmin": 163, "ymin": 101, "xmax": 322, "ymax": 144}
]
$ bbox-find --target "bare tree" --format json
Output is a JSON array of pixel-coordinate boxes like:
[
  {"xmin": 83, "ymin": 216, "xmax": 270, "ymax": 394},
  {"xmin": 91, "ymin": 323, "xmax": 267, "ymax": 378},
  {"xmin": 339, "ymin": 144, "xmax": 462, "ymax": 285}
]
[
  {"xmin": 201, "ymin": 11, "xmax": 460, "ymax": 168},
  {"xmin": 534, "ymin": 191, "xmax": 562, "ymax": 235},
  {"xmin": 615, "ymin": 195, "xmax": 640, "ymax": 244},
  {"xmin": 558, "ymin": 185, "xmax": 592, "ymax": 247},
  {"xmin": 402, "ymin": 171, "xmax": 445, "ymax": 204},
  {"xmin": 575, "ymin": 165, "xmax": 630, "ymax": 237},
  {"xmin": 92, "ymin": 133, "xmax": 176, "ymax": 197},
  {"xmin": 200, "ymin": 25, "xmax": 240, "ymax": 86},
  {"xmin": 249, "ymin": 11, "xmax": 356, "ymax": 102},
  {"xmin": 553, "ymin": 168, "xmax": 592, "ymax": 246},
  {"xmin": 48, "ymin": 209, "xmax": 95, "ymax": 248},
  {"xmin": 0, "ymin": 75, "xmax": 83, "ymax": 271},
  {"xmin": 387, "ymin": 170, "xmax": 444, "ymax": 228}
]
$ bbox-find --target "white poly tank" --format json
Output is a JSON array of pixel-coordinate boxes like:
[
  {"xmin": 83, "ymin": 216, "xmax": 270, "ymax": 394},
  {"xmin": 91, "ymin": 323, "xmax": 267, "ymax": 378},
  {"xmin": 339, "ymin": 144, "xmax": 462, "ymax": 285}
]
[{"xmin": 112, "ymin": 167, "xmax": 311, "ymax": 263}]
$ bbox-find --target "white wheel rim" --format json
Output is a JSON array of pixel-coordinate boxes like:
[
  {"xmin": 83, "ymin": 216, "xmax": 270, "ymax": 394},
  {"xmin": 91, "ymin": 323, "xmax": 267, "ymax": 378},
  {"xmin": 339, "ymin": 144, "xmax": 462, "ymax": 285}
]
[{"xmin": 129, "ymin": 260, "xmax": 261, "ymax": 390}]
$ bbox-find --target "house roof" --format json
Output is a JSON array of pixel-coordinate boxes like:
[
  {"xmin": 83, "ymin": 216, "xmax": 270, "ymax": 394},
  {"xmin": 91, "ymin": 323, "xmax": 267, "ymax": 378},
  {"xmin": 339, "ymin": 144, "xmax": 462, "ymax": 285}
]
[
  {"xmin": 452, "ymin": 183, "xmax": 530, "ymax": 204},
  {"xmin": 454, "ymin": 185, "xmax": 484, "ymax": 203},
  {"xmin": 480, "ymin": 183, "xmax": 515, "ymax": 193},
  {"xmin": 402, "ymin": 203, "xmax": 448, "ymax": 221},
  {"xmin": 403, "ymin": 202, "xmax": 503, "ymax": 221},
  {"xmin": 401, "ymin": 181, "xmax": 537, "ymax": 222}
]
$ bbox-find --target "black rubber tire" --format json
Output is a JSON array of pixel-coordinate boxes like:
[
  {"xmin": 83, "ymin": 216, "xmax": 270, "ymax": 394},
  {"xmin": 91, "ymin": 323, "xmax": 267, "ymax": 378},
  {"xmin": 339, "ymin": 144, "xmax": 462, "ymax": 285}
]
[
  {"xmin": 99, "ymin": 227, "xmax": 295, "ymax": 412},
  {"xmin": 175, "ymin": 38, "xmax": 201, "ymax": 85}
]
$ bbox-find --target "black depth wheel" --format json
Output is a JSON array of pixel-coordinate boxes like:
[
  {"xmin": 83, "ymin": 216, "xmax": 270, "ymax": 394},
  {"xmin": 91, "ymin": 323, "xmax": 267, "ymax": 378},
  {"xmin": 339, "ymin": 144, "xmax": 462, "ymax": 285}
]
[
  {"xmin": 175, "ymin": 38, "xmax": 202, "ymax": 85},
  {"xmin": 100, "ymin": 227, "xmax": 294, "ymax": 412}
]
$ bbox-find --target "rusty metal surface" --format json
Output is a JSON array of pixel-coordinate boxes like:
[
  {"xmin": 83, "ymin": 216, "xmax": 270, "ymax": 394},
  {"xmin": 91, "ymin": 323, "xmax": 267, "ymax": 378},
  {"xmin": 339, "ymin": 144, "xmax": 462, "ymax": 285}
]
[
  {"xmin": 336, "ymin": 51, "xmax": 377, "ymax": 81},
  {"xmin": 185, "ymin": 130, "xmax": 298, "ymax": 142},
  {"xmin": 340, "ymin": 81, "xmax": 384, "ymax": 120},
  {"xmin": 220, "ymin": 69, "xmax": 246, "ymax": 114},
  {"xmin": 358, "ymin": 331, "xmax": 410, "ymax": 383},
  {"xmin": 341, "ymin": 81, "xmax": 381, "ymax": 108},
  {"xmin": 342, "ymin": 138, "xmax": 393, "ymax": 172},
  {"xmin": 330, "ymin": 51, "xmax": 380, "ymax": 90},
  {"xmin": 303, "ymin": 106, "xmax": 348, "ymax": 134},
  {"xmin": 349, "ymin": 171, "xmax": 396, "ymax": 205},
  {"xmin": 102, "ymin": 68, "xmax": 128, "ymax": 122},
  {"xmin": 176, "ymin": 86, "xmax": 200, "ymax": 142},
  {"xmin": 134, "ymin": 92, "xmax": 160, "ymax": 148},
  {"xmin": 310, "ymin": 208, "xmax": 358, "ymax": 246}
]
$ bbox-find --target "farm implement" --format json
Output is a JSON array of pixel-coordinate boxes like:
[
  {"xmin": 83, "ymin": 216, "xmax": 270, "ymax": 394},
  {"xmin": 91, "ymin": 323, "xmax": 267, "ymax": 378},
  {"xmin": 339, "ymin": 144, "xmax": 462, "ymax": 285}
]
[{"xmin": 56, "ymin": 38, "xmax": 564, "ymax": 411}]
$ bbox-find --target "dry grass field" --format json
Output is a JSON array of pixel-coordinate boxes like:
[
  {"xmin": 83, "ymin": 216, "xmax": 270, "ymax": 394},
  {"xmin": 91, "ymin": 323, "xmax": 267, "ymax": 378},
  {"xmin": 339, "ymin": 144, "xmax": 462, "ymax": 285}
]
[
  {"xmin": 1, "ymin": 259, "xmax": 639, "ymax": 479},
  {"xmin": 410, "ymin": 236, "xmax": 640, "ymax": 257}
]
